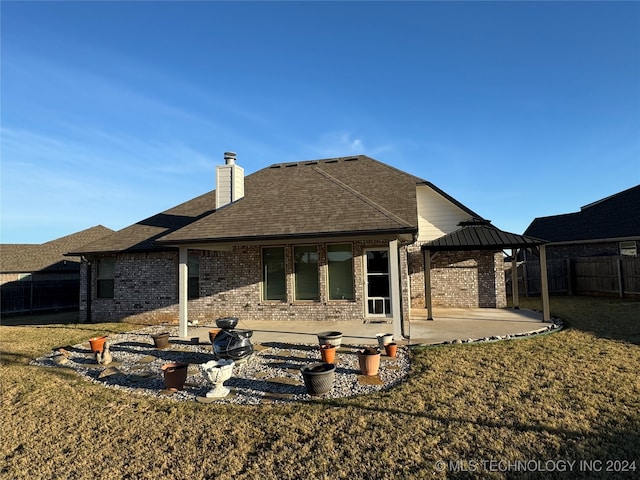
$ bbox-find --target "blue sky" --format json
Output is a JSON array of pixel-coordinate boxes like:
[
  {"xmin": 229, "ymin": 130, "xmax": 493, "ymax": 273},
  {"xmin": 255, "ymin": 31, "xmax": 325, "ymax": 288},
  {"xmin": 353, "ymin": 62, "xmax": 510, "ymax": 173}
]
[{"xmin": 1, "ymin": 1, "xmax": 639, "ymax": 244}]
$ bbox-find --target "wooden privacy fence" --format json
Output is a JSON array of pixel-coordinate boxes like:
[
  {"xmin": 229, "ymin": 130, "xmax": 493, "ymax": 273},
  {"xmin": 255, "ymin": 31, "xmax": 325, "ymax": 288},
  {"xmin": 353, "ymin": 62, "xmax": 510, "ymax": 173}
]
[{"xmin": 506, "ymin": 256, "xmax": 640, "ymax": 297}]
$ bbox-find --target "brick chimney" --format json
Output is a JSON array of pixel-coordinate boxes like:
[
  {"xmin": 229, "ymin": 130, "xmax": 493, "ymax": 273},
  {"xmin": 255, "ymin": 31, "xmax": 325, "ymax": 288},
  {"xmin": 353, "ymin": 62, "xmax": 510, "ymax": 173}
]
[{"xmin": 216, "ymin": 152, "xmax": 244, "ymax": 209}]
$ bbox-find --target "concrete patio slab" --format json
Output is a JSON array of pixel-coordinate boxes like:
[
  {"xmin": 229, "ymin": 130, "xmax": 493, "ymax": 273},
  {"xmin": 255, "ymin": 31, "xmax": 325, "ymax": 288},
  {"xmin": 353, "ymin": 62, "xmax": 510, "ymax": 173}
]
[{"xmin": 189, "ymin": 308, "xmax": 547, "ymax": 346}]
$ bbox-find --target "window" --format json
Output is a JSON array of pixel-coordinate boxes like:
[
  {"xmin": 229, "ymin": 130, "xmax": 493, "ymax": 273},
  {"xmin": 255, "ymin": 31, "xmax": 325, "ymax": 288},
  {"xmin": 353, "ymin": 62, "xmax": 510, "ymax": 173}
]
[
  {"xmin": 188, "ymin": 253, "xmax": 200, "ymax": 299},
  {"xmin": 262, "ymin": 247, "xmax": 286, "ymax": 301},
  {"xmin": 620, "ymin": 241, "xmax": 637, "ymax": 256},
  {"xmin": 327, "ymin": 244, "xmax": 354, "ymax": 300},
  {"xmin": 294, "ymin": 245, "xmax": 319, "ymax": 301},
  {"xmin": 96, "ymin": 257, "xmax": 115, "ymax": 298}
]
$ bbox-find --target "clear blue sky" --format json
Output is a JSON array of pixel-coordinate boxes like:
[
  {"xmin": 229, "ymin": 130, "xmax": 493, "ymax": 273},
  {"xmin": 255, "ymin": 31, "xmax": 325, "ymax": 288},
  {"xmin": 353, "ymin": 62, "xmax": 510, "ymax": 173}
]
[{"xmin": 1, "ymin": 1, "xmax": 639, "ymax": 244}]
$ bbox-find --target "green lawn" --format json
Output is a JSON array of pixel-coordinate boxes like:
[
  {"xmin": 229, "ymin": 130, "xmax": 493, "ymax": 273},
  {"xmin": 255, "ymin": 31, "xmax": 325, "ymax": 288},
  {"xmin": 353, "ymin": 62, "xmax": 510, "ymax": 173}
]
[{"xmin": 1, "ymin": 296, "xmax": 638, "ymax": 479}]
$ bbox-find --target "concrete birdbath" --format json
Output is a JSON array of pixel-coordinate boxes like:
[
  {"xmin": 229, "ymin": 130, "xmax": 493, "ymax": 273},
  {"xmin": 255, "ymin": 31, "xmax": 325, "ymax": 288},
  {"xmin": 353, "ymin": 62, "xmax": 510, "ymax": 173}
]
[{"xmin": 201, "ymin": 359, "xmax": 235, "ymax": 398}]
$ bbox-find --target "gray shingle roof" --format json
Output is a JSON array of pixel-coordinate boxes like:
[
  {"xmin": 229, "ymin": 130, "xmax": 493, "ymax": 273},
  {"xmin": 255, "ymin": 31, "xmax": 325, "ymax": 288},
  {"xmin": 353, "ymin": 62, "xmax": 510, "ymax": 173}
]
[
  {"xmin": 524, "ymin": 185, "xmax": 640, "ymax": 242},
  {"xmin": 1, "ymin": 225, "xmax": 114, "ymax": 273},
  {"xmin": 423, "ymin": 220, "xmax": 546, "ymax": 251},
  {"xmin": 159, "ymin": 156, "xmax": 421, "ymax": 244},
  {"xmin": 72, "ymin": 155, "xmax": 482, "ymax": 254}
]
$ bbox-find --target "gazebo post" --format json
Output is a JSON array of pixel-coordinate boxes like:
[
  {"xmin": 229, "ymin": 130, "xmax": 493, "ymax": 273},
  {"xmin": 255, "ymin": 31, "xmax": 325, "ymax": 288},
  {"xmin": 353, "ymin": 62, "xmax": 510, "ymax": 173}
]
[
  {"xmin": 539, "ymin": 244, "xmax": 551, "ymax": 322},
  {"xmin": 423, "ymin": 248, "xmax": 433, "ymax": 320},
  {"xmin": 512, "ymin": 248, "xmax": 520, "ymax": 309}
]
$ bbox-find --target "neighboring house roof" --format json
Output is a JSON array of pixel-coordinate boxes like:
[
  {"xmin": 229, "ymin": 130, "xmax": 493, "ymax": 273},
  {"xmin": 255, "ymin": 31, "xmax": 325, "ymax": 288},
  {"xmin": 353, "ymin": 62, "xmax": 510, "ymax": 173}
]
[
  {"xmin": 74, "ymin": 155, "xmax": 482, "ymax": 254},
  {"xmin": 422, "ymin": 220, "xmax": 546, "ymax": 251},
  {"xmin": 524, "ymin": 185, "xmax": 640, "ymax": 243},
  {"xmin": 0, "ymin": 225, "xmax": 114, "ymax": 273}
]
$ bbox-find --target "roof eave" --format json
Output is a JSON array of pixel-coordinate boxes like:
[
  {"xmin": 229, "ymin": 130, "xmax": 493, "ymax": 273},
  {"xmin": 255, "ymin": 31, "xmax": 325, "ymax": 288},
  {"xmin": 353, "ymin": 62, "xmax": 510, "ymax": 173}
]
[{"xmin": 157, "ymin": 227, "xmax": 418, "ymax": 246}]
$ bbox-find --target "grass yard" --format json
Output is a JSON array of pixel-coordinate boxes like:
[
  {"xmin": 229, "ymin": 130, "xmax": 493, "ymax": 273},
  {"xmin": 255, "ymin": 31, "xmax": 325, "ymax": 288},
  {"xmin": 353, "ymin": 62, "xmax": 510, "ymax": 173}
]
[{"xmin": 1, "ymin": 297, "xmax": 639, "ymax": 479}]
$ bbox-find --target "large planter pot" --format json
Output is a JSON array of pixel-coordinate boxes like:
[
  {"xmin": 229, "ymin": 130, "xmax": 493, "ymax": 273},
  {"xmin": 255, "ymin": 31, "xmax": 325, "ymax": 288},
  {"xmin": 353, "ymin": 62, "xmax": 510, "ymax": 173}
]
[
  {"xmin": 152, "ymin": 332, "xmax": 170, "ymax": 349},
  {"xmin": 161, "ymin": 362, "xmax": 189, "ymax": 391},
  {"xmin": 88, "ymin": 336, "xmax": 108, "ymax": 353},
  {"xmin": 358, "ymin": 347, "xmax": 381, "ymax": 376},
  {"xmin": 300, "ymin": 363, "xmax": 336, "ymax": 395},
  {"xmin": 376, "ymin": 333, "xmax": 394, "ymax": 351},
  {"xmin": 384, "ymin": 342, "xmax": 398, "ymax": 358},
  {"xmin": 317, "ymin": 331, "xmax": 343, "ymax": 348},
  {"xmin": 319, "ymin": 344, "xmax": 336, "ymax": 363}
]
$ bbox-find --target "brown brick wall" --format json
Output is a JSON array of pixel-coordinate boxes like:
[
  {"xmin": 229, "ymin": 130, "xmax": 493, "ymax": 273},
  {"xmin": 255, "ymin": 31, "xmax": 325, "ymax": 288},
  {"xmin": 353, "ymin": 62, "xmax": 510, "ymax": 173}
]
[
  {"xmin": 407, "ymin": 247, "xmax": 506, "ymax": 309},
  {"xmin": 80, "ymin": 241, "xmax": 506, "ymax": 324}
]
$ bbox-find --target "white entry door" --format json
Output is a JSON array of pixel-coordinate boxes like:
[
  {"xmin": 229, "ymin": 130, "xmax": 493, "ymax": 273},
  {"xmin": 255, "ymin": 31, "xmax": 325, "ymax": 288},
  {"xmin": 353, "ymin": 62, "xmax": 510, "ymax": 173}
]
[{"xmin": 365, "ymin": 249, "xmax": 391, "ymax": 317}]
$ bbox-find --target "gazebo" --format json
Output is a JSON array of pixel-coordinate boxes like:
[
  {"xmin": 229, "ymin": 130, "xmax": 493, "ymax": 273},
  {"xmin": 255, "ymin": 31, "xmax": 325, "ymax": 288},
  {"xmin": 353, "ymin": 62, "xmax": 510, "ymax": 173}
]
[{"xmin": 421, "ymin": 220, "xmax": 550, "ymax": 321}]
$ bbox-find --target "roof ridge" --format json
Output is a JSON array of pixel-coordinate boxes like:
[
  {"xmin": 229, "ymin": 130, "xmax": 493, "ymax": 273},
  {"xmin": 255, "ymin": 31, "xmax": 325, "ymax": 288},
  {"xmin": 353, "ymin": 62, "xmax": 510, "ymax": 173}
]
[{"xmin": 312, "ymin": 166, "xmax": 414, "ymax": 228}]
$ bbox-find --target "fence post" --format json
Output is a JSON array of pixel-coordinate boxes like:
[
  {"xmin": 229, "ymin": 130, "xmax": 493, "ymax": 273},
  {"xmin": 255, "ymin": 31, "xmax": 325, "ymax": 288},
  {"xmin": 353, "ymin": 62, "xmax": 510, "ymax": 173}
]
[
  {"xmin": 617, "ymin": 257, "xmax": 624, "ymax": 298},
  {"xmin": 566, "ymin": 258, "xmax": 573, "ymax": 295}
]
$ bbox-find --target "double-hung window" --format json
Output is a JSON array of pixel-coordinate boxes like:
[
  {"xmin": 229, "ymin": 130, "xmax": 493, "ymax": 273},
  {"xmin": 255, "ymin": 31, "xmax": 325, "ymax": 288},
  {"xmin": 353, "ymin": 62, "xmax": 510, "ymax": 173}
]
[
  {"xmin": 327, "ymin": 244, "xmax": 354, "ymax": 300},
  {"xmin": 96, "ymin": 257, "xmax": 115, "ymax": 299},
  {"xmin": 294, "ymin": 245, "xmax": 319, "ymax": 301},
  {"xmin": 188, "ymin": 253, "xmax": 200, "ymax": 299},
  {"xmin": 262, "ymin": 247, "xmax": 286, "ymax": 301}
]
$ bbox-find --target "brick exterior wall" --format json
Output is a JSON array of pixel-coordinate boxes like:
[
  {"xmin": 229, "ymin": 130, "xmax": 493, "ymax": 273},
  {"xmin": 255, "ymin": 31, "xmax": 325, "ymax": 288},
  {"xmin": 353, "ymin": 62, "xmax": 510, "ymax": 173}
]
[
  {"xmin": 80, "ymin": 241, "xmax": 507, "ymax": 324},
  {"xmin": 407, "ymin": 246, "xmax": 506, "ymax": 309},
  {"xmin": 543, "ymin": 242, "xmax": 625, "ymax": 260}
]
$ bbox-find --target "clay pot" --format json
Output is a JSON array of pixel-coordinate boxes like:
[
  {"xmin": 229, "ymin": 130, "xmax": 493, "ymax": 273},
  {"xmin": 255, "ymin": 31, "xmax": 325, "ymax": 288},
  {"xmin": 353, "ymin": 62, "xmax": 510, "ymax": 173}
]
[
  {"xmin": 208, "ymin": 329, "xmax": 221, "ymax": 344},
  {"xmin": 161, "ymin": 362, "xmax": 188, "ymax": 391},
  {"xmin": 384, "ymin": 342, "xmax": 398, "ymax": 358},
  {"xmin": 88, "ymin": 336, "xmax": 108, "ymax": 353},
  {"xmin": 376, "ymin": 333, "xmax": 394, "ymax": 351},
  {"xmin": 152, "ymin": 332, "xmax": 170, "ymax": 349},
  {"xmin": 301, "ymin": 363, "xmax": 336, "ymax": 395},
  {"xmin": 358, "ymin": 347, "xmax": 381, "ymax": 376},
  {"xmin": 317, "ymin": 331, "xmax": 343, "ymax": 348},
  {"xmin": 319, "ymin": 344, "xmax": 336, "ymax": 363}
]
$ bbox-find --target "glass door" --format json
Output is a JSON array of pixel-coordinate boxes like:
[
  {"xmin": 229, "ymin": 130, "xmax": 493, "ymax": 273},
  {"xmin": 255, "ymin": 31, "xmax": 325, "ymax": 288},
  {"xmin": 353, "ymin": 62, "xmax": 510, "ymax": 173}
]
[{"xmin": 365, "ymin": 249, "xmax": 391, "ymax": 317}]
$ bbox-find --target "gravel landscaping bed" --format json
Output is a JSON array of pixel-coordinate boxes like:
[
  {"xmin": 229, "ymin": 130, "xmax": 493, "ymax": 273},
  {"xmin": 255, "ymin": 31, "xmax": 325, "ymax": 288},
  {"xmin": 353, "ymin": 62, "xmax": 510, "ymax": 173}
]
[{"xmin": 32, "ymin": 325, "xmax": 410, "ymax": 404}]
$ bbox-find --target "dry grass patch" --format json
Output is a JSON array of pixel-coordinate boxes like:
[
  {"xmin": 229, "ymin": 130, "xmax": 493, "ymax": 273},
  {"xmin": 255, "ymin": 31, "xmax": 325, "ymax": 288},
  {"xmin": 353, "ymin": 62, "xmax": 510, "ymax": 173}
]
[{"xmin": 1, "ymin": 298, "xmax": 639, "ymax": 479}]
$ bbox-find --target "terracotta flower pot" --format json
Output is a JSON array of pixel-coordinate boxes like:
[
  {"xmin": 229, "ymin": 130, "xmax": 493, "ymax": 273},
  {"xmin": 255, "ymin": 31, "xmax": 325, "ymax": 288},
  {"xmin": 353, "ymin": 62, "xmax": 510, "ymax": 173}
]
[
  {"xmin": 301, "ymin": 363, "xmax": 336, "ymax": 395},
  {"xmin": 208, "ymin": 328, "xmax": 221, "ymax": 344},
  {"xmin": 161, "ymin": 362, "xmax": 189, "ymax": 391},
  {"xmin": 319, "ymin": 344, "xmax": 336, "ymax": 363},
  {"xmin": 384, "ymin": 342, "xmax": 398, "ymax": 358},
  {"xmin": 152, "ymin": 332, "xmax": 170, "ymax": 349},
  {"xmin": 88, "ymin": 336, "xmax": 108, "ymax": 353},
  {"xmin": 358, "ymin": 347, "xmax": 381, "ymax": 376}
]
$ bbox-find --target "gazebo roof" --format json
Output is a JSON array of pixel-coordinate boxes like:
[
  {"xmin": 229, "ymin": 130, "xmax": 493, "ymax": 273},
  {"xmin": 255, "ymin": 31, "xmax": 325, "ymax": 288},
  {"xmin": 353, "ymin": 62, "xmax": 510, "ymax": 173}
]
[{"xmin": 422, "ymin": 220, "xmax": 547, "ymax": 251}]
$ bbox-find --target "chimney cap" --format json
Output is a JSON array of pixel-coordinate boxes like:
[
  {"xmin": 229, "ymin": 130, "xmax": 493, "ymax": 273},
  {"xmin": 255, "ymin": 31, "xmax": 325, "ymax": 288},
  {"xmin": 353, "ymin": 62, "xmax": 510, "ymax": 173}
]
[{"xmin": 224, "ymin": 151, "xmax": 237, "ymax": 164}]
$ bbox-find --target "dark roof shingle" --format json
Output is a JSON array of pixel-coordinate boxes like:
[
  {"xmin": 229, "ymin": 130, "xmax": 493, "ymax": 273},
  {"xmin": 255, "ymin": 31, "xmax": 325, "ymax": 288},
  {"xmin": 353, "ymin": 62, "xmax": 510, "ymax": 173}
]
[
  {"xmin": 524, "ymin": 185, "xmax": 640, "ymax": 242},
  {"xmin": 1, "ymin": 225, "xmax": 114, "ymax": 273}
]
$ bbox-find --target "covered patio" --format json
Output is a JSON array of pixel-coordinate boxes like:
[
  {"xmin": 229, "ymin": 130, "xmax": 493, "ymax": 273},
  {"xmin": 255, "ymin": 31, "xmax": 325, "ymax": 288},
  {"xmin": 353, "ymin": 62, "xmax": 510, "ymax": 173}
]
[{"xmin": 190, "ymin": 306, "xmax": 550, "ymax": 347}]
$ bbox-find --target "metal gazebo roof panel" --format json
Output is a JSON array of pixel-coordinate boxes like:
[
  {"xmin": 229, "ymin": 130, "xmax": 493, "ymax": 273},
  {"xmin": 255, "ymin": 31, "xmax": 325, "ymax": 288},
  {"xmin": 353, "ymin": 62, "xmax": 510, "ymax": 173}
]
[{"xmin": 422, "ymin": 222, "xmax": 547, "ymax": 251}]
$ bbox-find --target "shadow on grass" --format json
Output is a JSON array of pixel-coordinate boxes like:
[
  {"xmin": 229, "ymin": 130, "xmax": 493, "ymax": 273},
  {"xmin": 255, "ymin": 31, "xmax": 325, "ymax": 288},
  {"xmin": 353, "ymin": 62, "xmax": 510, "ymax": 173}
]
[
  {"xmin": 513, "ymin": 296, "xmax": 640, "ymax": 346},
  {"xmin": 1, "ymin": 311, "xmax": 80, "ymax": 326}
]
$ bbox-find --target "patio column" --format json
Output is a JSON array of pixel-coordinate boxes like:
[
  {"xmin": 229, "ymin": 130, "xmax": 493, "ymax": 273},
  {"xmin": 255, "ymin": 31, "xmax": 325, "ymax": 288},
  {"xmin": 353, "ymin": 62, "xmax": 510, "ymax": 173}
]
[
  {"xmin": 423, "ymin": 248, "xmax": 433, "ymax": 320},
  {"xmin": 388, "ymin": 239, "xmax": 403, "ymax": 340},
  {"xmin": 178, "ymin": 246, "xmax": 189, "ymax": 338},
  {"xmin": 539, "ymin": 244, "xmax": 550, "ymax": 322},
  {"xmin": 512, "ymin": 248, "xmax": 520, "ymax": 309}
]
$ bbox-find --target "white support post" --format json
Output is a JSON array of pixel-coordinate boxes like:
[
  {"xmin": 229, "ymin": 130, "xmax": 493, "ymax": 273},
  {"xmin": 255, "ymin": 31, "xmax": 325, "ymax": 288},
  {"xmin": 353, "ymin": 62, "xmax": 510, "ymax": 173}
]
[
  {"xmin": 388, "ymin": 240, "xmax": 403, "ymax": 340},
  {"xmin": 512, "ymin": 248, "xmax": 519, "ymax": 309},
  {"xmin": 178, "ymin": 246, "xmax": 189, "ymax": 338},
  {"xmin": 424, "ymin": 248, "xmax": 433, "ymax": 320},
  {"xmin": 539, "ymin": 244, "xmax": 550, "ymax": 322}
]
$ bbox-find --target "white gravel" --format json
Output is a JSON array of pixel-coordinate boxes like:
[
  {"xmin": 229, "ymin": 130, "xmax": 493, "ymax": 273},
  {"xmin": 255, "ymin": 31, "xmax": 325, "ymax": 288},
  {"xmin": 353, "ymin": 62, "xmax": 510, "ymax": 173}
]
[{"xmin": 32, "ymin": 325, "xmax": 411, "ymax": 404}]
